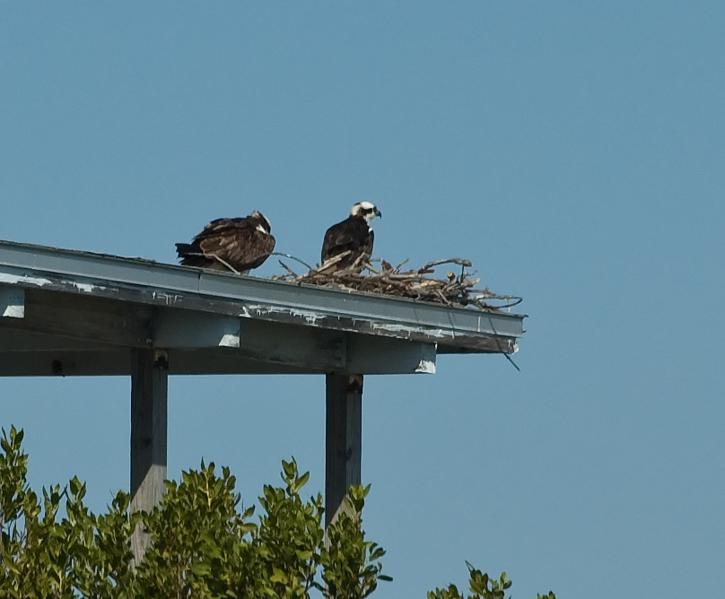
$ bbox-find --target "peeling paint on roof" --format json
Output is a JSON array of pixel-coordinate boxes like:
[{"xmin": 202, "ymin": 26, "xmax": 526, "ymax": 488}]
[
  {"xmin": 0, "ymin": 272, "xmax": 54, "ymax": 288},
  {"xmin": 371, "ymin": 322, "xmax": 451, "ymax": 339},
  {"xmin": 73, "ymin": 282, "xmax": 98, "ymax": 293}
]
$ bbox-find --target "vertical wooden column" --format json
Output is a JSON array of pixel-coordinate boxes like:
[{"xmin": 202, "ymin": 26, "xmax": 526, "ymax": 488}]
[
  {"xmin": 130, "ymin": 349, "xmax": 168, "ymax": 562},
  {"xmin": 325, "ymin": 373, "xmax": 363, "ymax": 527}
]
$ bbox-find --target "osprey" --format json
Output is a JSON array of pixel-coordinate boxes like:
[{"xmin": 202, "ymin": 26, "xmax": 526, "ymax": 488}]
[
  {"xmin": 321, "ymin": 201, "xmax": 382, "ymax": 269},
  {"xmin": 175, "ymin": 210, "xmax": 275, "ymax": 274}
]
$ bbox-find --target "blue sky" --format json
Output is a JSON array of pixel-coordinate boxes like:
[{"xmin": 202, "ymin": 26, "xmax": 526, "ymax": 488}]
[{"xmin": 1, "ymin": 2, "xmax": 724, "ymax": 596}]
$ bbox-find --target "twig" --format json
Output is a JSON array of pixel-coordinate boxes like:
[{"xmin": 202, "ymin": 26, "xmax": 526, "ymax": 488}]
[
  {"xmin": 271, "ymin": 252, "xmax": 314, "ymax": 272},
  {"xmin": 209, "ymin": 254, "xmax": 241, "ymax": 274},
  {"xmin": 316, "ymin": 251, "xmax": 352, "ymax": 273},
  {"xmin": 179, "ymin": 251, "xmax": 241, "ymax": 275},
  {"xmin": 420, "ymin": 257, "xmax": 472, "ymax": 270},
  {"xmin": 484, "ymin": 313, "xmax": 521, "ymax": 372},
  {"xmin": 277, "ymin": 259, "xmax": 299, "ymax": 277}
]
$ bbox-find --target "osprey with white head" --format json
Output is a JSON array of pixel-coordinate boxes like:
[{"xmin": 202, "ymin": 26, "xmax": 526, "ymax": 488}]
[
  {"xmin": 321, "ymin": 201, "xmax": 382, "ymax": 269},
  {"xmin": 350, "ymin": 201, "xmax": 383, "ymax": 227}
]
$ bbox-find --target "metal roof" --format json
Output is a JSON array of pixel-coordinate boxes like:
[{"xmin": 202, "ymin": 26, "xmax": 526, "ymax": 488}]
[{"xmin": 0, "ymin": 239, "xmax": 525, "ymax": 376}]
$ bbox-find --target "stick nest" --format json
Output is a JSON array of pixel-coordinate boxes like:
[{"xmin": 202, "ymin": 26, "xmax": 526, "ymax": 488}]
[{"xmin": 272, "ymin": 251, "xmax": 522, "ymax": 312}]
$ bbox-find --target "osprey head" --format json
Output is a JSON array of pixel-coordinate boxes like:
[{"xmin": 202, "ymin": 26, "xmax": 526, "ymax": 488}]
[
  {"xmin": 350, "ymin": 201, "xmax": 382, "ymax": 224},
  {"xmin": 248, "ymin": 210, "xmax": 272, "ymax": 235}
]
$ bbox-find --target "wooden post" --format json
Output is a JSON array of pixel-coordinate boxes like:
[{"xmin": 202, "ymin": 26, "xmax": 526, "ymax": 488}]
[
  {"xmin": 130, "ymin": 349, "xmax": 168, "ymax": 562},
  {"xmin": 325, "ymin": 373, "xmax": 362, "ymax": 527}
]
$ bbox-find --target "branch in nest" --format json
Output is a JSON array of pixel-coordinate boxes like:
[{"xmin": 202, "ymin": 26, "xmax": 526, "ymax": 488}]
[
  {"xmin": 420, "ymin": 257, "xmax": 472, "ymax": 271},
  {"xmin": 277, "ymin": 259, "xmax": 299, "ymax": 277},
  {"xmin": 316, "ymin": 251, "xmax": 353, "ymax": 273},
  {"xmin": 274, "ymin": 256, "xmax": 521, "ymax": 312}
]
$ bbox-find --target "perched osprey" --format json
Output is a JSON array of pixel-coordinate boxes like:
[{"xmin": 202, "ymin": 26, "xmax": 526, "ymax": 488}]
[
  {"xmin": 175, "ymin": 211, "xmax": 275, "ymax": 274},
  {"xmin": 321, "ymin": 201, "xmax": 382, "ymax": 269}
]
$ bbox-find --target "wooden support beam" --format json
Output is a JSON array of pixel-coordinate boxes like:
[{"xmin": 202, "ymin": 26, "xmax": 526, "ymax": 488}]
[
  {"xmin": 325, "ymin": 373, "xmax": 363, "ymax": 527},
  {"xmin": 0, "ymin": 328, "xmax": 107, "ymax": 352},
  {"xmin": 12, "ymin": 289, "xmax": 151, "ymax": 346},
  {"xmin": 130, "ymin": 349, "xmax": 168, "ymax": 563},
  {"xmin": 153, "ymin": 308, "xmax": 241, "ymax": 349},
  {"xmin": 347, "ymin": 336, "xmax": 436, "ymax": 374},
  {"xmin": 237, "ymin": 320, "xmax": 345, "ymax": 371},
  {"xmin": 0, "ymin": 319, "xmax": 438, "ymax": 376}
]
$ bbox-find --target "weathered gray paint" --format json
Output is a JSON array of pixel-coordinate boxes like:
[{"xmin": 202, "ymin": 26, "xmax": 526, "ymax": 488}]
[
  {"xmin": 10, "ymin": 289, "xmax": 152, "ymax": 346},
  {"xmin": 0, "ymin": 239, "xmax": 524, "ymax": 352},
  {"xmin": 346, "ymin": 334, "xmax": 436, "ymax": 374},
  {"xmin": 8, "ymin": 285, "xmax": 513, "ymax": 361},
  {"xmin": 0, "ymin": 340, "xmax": 436, "ymax": 377},
  {"xmin": 325, "ymin": 374, "xmax": 363, "ymax": 526},
  {"xmin": 0, "ymin": 328, "xmax": 109, "ymax": 352},
  {"xmin": 0, "ymin": 349, "xmax": 319, "ymax": 377},
  {"xmin": 153, "ymin": 308, "xmax": 241, "ymax": 349},
  {"xmin": 130, "ymin": 349, "xmax": 168, "ymax": 563},
  {"xmin": 0, "ymin": 289, "xmax": 439, "ymax": 375}
]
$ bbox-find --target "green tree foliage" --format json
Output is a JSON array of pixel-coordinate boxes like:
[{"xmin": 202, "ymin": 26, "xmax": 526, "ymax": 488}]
[
  {"xmin": 427, "ymin": 563, "xmax": 556, "ymax": 599},
  {"xmin": 0, "ymin": 427, "xmax": 554, "ymax": 598},
  {"xmin": 0, "ymin": 426, "xmax": 137, "ymax": 597}
]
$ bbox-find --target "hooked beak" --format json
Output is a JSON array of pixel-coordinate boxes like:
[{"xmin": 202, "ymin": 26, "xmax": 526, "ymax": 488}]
[{"xmin": 375, "ymin": 208, "xmax": 382, "ymax": 219}]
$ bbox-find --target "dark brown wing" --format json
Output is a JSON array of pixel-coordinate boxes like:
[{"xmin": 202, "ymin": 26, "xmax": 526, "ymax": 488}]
[
  {"xmin": 194, "ymin": 218, "xmax": 275, "ymax": 271},
  {"xmin": 321, "ymin": 217, "xmax": 373, "ymax": 266}
]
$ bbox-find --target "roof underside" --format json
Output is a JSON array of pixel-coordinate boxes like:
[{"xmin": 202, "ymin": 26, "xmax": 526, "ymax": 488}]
[{"xmin": 0, "ymin": 240, "xmax": 525, "ymax": 377}]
